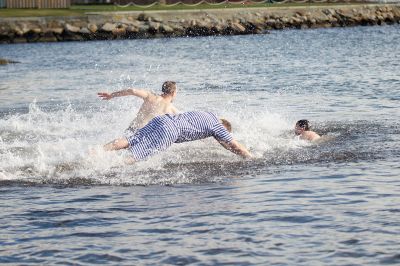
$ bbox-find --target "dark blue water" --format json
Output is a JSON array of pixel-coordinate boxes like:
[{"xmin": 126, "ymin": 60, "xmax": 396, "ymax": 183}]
[{"xmin": 1, "ymin": 25, "xmax": 400, "ymax": 265}]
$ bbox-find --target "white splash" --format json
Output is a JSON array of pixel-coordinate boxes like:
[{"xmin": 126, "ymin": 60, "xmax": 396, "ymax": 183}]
[{"xmin": 0, "ymin": 96, "xmax": 306, "ymax": 185}]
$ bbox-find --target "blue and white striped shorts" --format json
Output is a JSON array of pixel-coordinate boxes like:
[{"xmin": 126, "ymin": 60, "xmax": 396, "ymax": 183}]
[{"xmin": 126, "ymin": 115, "xmax": 179, "ymax": 161}]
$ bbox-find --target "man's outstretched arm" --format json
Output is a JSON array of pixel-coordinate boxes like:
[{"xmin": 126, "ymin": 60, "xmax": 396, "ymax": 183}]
[
  {"xmin": 98, "ymin": 88, "xmax": 150, "ymax": 100},
  {"xmin": 218, "ymin": 139, "xmax": 253, "ymax": 159}
]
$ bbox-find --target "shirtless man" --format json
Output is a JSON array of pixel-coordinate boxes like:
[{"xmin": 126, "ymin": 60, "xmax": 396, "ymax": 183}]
[
  {"xmin": 98, "ymin": 81, "xmax": 179, "ymax": 151},
  {"xmin": 295, "ymin": 119, "xmax": 321, "ymax": 141}
]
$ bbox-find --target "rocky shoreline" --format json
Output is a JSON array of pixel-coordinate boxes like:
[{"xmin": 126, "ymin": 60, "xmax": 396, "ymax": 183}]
[
  {"xmin": 0, "ymin": 58, "xmax": 18, "ymax": 64},
  {"xmin": 0, "ymin": 4, "xmax": 399, "ymax": 44}
]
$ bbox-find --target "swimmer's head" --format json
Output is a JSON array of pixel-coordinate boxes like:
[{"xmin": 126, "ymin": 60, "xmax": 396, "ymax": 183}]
[
  {"xmin": 162, "ymin": 81, "xmax": 177, "ymax": 98},
  {"xmin": 295, "ymin": 119, "xmax": 310, "ymax": 135},
  {"xmin": 220, "ymin": 118, "xmax": 232, "ymax": 132}
]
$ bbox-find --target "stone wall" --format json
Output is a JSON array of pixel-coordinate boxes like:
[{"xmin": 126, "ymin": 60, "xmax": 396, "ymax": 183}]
[{"xmin": 0, "ymin": 4, "xmax": 399, "ymax": 44}]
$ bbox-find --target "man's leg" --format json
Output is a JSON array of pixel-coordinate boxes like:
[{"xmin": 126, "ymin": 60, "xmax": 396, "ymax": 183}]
[{"xmin": 104, "ymin": 137, "xmax": 129, "ymax": 151}]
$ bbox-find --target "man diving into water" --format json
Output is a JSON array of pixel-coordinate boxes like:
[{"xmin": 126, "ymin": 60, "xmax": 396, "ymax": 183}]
[
  {"xmin": 104, "ymin": 111, "xmax": 253, "ymax": 162},
  {"xmin": 98, "ymin": 81, "xmax": 180, "ymax": 151}
]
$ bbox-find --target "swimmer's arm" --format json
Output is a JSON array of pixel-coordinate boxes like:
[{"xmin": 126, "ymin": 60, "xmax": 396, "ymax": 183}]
[
  {"xmin": 97, "ymin": 88, "xmax": 150, "ymax": 100},
  {"xmin": 218, "ymin": 139, "xmax": 253, "ymax": 159}
]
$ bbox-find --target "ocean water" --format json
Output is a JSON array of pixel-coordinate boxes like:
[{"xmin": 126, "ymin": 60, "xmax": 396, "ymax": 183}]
[{"xmin": 1, "ymin": 25, "xmax": 400, "ymax": 265}]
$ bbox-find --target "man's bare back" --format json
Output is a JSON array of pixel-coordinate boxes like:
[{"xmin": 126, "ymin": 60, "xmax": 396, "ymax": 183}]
[
  {"xmin": 98, "ymin": 81, "xmax": 179, "ymax": 132},
  {"xmin": 98, "ymin": 81, "xmax": 179, "ymax": 151},
  {"xmin": 128, "ymin": 92, "xmax": 179, "ymax": 132}
]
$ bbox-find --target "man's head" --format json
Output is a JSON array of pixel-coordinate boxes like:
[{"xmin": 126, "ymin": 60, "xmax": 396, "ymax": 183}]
[
  {"xmin": 221, "ymin": 118, "xmax": 232, "ymax": 133},
  {"xmin": 295, "ymin": 119, "xmax": 310, "ymax": 135},
  {"xmin": 161, "ymin": 81, "xmax": 177, "ymax": 98}
]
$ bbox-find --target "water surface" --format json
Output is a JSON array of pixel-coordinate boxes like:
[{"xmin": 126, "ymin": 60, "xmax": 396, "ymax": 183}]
[{"xmin": 1, "ymin": 25, "xmax": 400, "ymax": 265}]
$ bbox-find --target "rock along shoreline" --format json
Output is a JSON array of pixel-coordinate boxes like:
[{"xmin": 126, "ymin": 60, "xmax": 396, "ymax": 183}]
[{"xmin": 0, "ymin": 4, "xmax": 399, "ymax": 44}]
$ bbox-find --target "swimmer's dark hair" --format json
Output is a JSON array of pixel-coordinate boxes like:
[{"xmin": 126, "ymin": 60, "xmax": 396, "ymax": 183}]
[
  {"xmin": 296, "ymin": 119, "xmax": 310, "ymax": 131},
  {"xmin": 162, "ymin": 81, "xmax": 177, "ymax": 95},
  {"xmin": 221, "ymin": 119, "xmax": 232, "ymax": 132}
]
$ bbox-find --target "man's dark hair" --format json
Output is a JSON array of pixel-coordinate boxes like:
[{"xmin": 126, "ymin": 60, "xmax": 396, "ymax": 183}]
[
  {"xmin": 162, "ymin": 81, "xmax": 177, "ymax": 95},
  {"xmin": 296, "ymin": 119, "xmax": 310, "ymax": 131}
]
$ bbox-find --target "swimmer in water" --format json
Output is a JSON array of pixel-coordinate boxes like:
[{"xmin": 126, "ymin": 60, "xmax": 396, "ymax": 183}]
[
  {"xmin": 98, "ymin": 81, "xmax": 180, "ymax": 151},
  {"xmin": 295, "ymin": 119, "xmax": 321, "ymax": 142}
]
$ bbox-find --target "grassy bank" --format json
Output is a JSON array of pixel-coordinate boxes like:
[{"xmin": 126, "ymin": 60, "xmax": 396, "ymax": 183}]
[{"xmin": 0, "ymin": 2, "xmax": 368, "ymax": 17}]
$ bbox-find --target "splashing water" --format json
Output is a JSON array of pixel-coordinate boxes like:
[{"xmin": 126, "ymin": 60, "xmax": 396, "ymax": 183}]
[
  {"xmin": 1, "ymin": 96, "xmax": 392, "ymax": 186},
  {"xmin": 0, "ymin": 97, "xmax": 302, "ymax": 184},
  {"xmin": 1, "ymin": 26, "xmax": 399, "ymax": 186}
]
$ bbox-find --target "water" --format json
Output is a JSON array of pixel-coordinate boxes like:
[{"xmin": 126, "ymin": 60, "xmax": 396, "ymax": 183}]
[{"xmin": 1, "ymin": 25, "xmax": 400, "ymax": 265}]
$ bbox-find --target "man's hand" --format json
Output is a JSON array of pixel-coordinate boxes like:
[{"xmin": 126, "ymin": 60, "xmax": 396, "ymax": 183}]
[
  {"xmin": 218, "ymin": 139, "xmax": 253, "ymax": 159},
  {"xmin": 98, "ymin": 92, "xmax": 113, "ymax": 100}
]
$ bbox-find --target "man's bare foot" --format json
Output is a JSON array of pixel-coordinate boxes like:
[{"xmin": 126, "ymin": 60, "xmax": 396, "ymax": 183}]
[{"xmin": 124, "ymin": 157, "xmax": 136, "ymax": 165}]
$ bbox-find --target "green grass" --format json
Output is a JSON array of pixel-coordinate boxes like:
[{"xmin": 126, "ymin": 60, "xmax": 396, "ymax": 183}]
[{"xmin": 0, "ymin": 2, "xmax": 370, "ymax": 17}]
